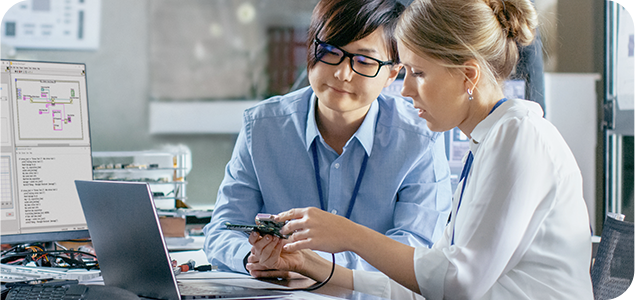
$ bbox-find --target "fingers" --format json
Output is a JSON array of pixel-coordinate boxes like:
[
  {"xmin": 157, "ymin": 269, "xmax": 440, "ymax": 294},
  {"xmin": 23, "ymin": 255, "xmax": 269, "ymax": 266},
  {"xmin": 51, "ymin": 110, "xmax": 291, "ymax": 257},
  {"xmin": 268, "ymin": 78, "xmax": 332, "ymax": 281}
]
[
  {"xmin": 282, "ymin": 238, "xmax": 313, "ymax": 253},
  {"xmin": 279, "ymin": 208, "xmax": 318, "ymax": 236},
  {"xmin": 259, "ymin": 236, "xmax": 282, "ymax": 266},
  {"xmin": 248, "ymin": 231, "xmax": 260, "ymax": 245},
  {"xmin": 250, "ymin": 233, "xmax": 283, "ymax": 269},
  {"xmin": 275, "ymin": 207, "xmax": 306, "ymax": 223}
]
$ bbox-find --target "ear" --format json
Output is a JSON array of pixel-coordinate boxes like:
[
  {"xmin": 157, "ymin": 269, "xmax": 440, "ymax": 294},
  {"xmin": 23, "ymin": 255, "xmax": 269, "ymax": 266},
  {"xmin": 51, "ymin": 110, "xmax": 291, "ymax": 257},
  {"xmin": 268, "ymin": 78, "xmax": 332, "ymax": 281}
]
[
  {"xmin": 382, "ymin": 64, "xmax": 403, "ymax": 88},
  {"xmin": 462, "ymin": 59, "xmax": 480, "ymax": 91}
]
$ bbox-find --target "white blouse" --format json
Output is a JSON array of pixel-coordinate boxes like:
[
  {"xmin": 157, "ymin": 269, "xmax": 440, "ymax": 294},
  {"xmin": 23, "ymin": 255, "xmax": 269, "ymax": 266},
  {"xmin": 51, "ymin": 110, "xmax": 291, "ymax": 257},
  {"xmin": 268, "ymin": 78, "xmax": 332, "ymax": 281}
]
[{"xmin": 353, "ymin": 99, "xmax": 594, "ymax": 300}]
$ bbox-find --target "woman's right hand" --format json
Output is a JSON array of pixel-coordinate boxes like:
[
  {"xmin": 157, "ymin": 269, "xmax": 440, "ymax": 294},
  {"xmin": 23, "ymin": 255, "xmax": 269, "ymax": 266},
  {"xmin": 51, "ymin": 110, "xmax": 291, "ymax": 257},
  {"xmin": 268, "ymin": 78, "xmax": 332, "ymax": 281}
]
[{"xmin": 276, "ymin": 207, "xmax": 360, "ymax": 254}]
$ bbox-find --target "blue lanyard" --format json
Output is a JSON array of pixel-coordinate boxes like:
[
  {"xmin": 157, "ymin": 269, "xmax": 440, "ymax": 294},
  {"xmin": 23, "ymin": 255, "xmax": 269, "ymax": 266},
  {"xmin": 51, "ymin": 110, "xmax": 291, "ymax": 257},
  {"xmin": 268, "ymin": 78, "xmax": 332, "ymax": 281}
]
[
  {"xmin": 451, "ymin": 98, "xmax": 507, "ymax": 245},
  {"xmin": 312, "ymin": 142, "xmax": 369, "ymax": 219}
]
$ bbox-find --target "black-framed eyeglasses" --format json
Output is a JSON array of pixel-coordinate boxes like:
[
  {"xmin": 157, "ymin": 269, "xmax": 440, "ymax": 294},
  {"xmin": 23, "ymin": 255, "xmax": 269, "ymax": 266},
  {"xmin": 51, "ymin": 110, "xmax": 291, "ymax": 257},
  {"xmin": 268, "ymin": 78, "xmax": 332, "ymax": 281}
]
[{"xmin": 314, "ymin": 38, "xmax": 394, "ymax": 78}]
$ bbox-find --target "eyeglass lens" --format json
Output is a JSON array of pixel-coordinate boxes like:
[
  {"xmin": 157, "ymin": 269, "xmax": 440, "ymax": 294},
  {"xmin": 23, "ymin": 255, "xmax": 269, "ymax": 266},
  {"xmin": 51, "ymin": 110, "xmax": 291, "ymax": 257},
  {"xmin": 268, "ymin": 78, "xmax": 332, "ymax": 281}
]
[{"xmin": 315, "ymin": 42, "xmax": 383, "ymax": 77}]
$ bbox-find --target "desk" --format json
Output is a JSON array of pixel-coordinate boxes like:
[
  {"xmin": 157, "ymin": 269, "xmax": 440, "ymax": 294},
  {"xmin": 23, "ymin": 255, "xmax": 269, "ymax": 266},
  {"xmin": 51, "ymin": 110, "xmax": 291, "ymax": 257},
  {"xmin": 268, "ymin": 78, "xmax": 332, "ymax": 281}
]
[
  {"xmin": 74, "ymin": 249, "xmax": 390, "ymax": 300},
  {"xmin": 258, "ymin": 276, "xmax": 388, "ymax": 300},
  {"xmin": 1, "ymin": 247, "xmax": 391, "ymax": 298},
  {"xmin": 173, "ymin": 271, "xmax": 388, "ymax": 300},
  {"xmin": 77, "ymin": 271, "xmax": 388, "ymax": 300}
]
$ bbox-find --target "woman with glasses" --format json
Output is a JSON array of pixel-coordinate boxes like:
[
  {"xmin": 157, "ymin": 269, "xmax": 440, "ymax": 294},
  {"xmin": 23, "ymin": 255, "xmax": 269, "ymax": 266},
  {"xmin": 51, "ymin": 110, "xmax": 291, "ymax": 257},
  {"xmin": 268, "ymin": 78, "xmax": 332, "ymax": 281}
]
[
  {"xmin": 203, "ymin": 0, "xmax": 452, "ymax": 276},
  {"xmin": 247, "ymin": 0, "xmax": 594, "ymax": 299}
]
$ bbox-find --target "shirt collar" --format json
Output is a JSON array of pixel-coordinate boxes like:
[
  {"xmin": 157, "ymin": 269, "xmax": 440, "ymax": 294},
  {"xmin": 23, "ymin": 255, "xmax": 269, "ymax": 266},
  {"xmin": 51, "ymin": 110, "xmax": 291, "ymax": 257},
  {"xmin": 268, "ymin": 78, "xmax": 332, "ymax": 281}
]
[
  {"xmin": 305, "ymin": 92, "xmax": 378, "ymax": 156},
  {"xmin": 469, "ymin": 99, "xmax": 512, "ymax": 153}
]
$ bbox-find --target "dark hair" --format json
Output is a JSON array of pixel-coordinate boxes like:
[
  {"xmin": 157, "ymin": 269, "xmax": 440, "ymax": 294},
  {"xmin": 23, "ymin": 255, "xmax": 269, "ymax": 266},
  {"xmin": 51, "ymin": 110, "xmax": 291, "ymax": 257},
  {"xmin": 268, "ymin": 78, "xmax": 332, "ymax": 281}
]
[{"xmin": 306, "ymin": 0, "xmax": 405, "ymax": 70}]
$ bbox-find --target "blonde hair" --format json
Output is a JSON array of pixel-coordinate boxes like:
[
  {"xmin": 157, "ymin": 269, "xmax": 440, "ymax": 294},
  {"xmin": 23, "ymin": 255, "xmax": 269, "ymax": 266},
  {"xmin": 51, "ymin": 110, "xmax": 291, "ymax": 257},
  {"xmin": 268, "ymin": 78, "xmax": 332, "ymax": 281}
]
[{"xmin": 395, "ymin": 0, "xmax": 538, "ymax": 84}]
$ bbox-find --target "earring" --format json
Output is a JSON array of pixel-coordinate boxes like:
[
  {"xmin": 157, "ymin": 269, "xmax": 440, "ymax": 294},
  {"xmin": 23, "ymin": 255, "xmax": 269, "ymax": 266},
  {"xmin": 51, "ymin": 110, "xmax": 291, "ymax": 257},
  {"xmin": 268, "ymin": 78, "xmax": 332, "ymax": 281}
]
[{"xmin": 467, "ymin": 88, "xmax": 473, "ymax": 101}]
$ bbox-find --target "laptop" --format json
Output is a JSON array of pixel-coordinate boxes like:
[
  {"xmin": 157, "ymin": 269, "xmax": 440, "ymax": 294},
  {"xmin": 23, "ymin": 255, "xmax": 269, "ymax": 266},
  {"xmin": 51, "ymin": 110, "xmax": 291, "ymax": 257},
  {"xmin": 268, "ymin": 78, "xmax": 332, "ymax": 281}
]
[{"xmin": 74, "ymin": 180, "xmax": 286, "ymax": 300}]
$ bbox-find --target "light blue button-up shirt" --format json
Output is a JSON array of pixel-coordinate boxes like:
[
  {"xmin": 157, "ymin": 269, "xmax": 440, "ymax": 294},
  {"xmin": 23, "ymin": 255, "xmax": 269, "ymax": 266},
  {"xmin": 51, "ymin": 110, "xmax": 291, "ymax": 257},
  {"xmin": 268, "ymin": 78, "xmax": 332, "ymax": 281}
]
[{"xmin": 203, "ymin": 86, "xmax": 452, "ymax": 273}]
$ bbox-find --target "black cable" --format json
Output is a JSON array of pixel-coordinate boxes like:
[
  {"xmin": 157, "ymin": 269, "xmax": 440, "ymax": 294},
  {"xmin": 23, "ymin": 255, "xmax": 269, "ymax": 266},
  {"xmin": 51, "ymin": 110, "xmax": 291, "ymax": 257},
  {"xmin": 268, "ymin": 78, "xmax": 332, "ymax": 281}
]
[
  {"xmin": 1, "ymin": 245, "xmax": 22, "ymax": 257},
  {"xmin": 2, "ymin": 249, "xmax": 98, "ymax": 260},
  {"xmin": 1, "ymin": 249, "xmax": 99, "ymax": 269},
  {"xmin": 264, "ymin": 252, "xmax": 336, "ymax": 292}
]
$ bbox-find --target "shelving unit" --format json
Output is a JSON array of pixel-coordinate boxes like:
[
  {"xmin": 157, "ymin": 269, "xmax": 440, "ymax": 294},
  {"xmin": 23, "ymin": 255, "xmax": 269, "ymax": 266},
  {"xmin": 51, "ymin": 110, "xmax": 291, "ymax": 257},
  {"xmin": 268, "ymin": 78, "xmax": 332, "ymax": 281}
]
[{"xmin": 92, "ymin": 150, "xmax": 190, "ymax": 209}]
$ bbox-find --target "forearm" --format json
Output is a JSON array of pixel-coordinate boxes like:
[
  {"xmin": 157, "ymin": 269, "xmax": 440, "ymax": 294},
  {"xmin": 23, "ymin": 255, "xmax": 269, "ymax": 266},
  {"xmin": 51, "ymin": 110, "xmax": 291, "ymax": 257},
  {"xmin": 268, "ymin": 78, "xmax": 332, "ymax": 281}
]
[
  {"xmin": 349, "ymin": 222, "xmax": 420, "ymax": 294},
  {"xmin": 298, "ymin": 250, "xmax": 354, "ymax": 290},
  {"xmin": 203, "ymin": 223, "xmax": 252, "ymax": 272},
  {"xmin": 278, "ymin": 207, "xmax": 420, "ymax": 293}
]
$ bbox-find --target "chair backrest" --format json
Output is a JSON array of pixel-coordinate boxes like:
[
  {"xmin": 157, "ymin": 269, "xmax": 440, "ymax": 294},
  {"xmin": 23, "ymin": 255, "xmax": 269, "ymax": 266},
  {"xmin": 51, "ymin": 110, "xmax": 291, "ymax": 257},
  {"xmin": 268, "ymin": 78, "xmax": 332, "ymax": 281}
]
[{"xmin": 590, "ymin": 215, "xmax": 634, "ymax": 300}]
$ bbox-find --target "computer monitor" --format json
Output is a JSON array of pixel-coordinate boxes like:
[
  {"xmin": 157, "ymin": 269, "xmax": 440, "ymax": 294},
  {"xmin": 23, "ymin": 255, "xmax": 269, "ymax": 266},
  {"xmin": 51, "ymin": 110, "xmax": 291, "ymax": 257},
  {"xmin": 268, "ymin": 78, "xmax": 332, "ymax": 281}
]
[{"xmin": 1, "ymin": 60, "xmax": 92, "ymax": 244}]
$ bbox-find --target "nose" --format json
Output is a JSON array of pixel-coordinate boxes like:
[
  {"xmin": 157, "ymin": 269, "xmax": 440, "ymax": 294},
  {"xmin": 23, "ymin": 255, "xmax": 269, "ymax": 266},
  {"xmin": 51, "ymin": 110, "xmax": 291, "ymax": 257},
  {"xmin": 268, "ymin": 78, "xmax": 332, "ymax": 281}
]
[
  {"xmin": 401, "ymin": 72, "xmax": 416, "ymax": 98},
  {"xmin": 334, "ymin": 57, "xmax": 355, "ymax": 81}
]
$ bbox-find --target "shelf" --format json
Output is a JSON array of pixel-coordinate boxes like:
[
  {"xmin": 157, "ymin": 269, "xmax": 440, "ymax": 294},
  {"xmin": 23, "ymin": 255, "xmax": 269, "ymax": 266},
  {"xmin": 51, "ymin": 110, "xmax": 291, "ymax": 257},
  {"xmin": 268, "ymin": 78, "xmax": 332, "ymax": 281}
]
[
  {"xmin": 92, "ymin": 149, "xmax": 190, "ymax": 209},
  {"xmin": 149, "ymin": 100, "xmax": 259, "ymax": 134}
]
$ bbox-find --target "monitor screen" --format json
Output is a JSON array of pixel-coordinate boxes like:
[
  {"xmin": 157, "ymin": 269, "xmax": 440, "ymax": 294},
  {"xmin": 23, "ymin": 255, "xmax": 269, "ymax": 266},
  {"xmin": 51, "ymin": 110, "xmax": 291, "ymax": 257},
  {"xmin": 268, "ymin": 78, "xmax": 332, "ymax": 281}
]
[{"xmin": 1, "ymin": 60, "xmax": 92, "ymax": 244}]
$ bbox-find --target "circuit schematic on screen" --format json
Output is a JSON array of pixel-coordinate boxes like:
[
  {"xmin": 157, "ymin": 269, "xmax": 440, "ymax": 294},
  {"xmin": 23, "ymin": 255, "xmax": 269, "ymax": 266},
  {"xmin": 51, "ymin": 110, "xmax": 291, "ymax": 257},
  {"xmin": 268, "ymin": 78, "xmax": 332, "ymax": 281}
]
[{"xmin": 14, "ymin": 78, "xmax": 84, "ymax": 140}]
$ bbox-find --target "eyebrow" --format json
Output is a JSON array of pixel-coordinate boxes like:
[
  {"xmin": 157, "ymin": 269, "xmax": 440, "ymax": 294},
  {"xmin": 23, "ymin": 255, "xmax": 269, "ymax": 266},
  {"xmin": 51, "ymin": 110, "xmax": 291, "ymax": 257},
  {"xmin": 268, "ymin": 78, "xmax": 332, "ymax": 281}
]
[
  {"xmin": 353, "ymin": 47, "xmax": 379, "ymax": 55},
  {"xmin": 348, "ymin": 47, "xmax": 389, "ymax": 61}
]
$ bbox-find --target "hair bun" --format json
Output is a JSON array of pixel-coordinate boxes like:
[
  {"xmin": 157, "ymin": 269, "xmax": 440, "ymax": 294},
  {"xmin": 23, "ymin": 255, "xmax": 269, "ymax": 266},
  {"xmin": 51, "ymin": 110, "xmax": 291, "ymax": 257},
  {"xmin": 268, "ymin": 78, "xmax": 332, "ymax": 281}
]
[{"xmin": 488, "ymin": 0, "xmax": 537, "ymax": 46}]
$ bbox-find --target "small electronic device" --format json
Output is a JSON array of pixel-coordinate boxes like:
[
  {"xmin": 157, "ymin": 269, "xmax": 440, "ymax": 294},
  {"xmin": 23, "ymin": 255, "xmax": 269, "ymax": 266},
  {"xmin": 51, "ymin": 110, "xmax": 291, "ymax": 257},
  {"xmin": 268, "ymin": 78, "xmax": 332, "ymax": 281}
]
[{"xmin": 224, "ymin": 213, "xmax": 287, "ymax": 239}]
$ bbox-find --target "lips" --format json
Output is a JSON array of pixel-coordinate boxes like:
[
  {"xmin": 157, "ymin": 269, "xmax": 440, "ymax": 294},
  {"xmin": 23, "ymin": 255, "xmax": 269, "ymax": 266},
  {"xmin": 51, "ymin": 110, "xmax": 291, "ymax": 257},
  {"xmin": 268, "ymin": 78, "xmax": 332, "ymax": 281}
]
[
  {"xmin": 414, "ymin": 107, "xmax": 426, "ymax": 118},
  {"xmin": 329, "ymin": 85, "xmax": 351, "ymax": 94}
]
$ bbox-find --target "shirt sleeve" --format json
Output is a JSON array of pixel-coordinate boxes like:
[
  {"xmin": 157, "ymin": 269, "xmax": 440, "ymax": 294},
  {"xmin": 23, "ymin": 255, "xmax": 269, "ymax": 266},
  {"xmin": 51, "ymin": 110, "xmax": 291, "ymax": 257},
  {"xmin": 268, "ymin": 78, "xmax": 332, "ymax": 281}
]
[
  {"xmin": 414, "ymin": 117, "xmax": 561, "ymax": 299},
  {"xmin": 203, "ymin": 119, "xmax": 262, "ymax": 273},
  {"xmin": 387, "ymin": 132, "xmax": 452, "ymax": 248},
  {"xmin": 353, "ymin": 270, "xmax": 425, "ymax": 300}
]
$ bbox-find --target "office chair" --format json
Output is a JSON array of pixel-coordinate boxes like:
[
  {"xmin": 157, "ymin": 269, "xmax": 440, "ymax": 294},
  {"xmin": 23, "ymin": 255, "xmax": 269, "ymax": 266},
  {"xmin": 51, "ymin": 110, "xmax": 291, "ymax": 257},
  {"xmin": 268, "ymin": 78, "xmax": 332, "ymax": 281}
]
[{"xmin": 590, "ymin": 215, "xmax": 634, "ymax": 300}]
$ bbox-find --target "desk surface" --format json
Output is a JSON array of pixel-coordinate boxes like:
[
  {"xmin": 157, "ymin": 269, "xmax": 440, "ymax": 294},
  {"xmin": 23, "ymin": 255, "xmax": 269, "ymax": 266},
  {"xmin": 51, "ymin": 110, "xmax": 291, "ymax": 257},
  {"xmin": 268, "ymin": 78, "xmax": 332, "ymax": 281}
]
[
  {"xmin": 173, "ymin": 272, "xmax": 388, "ymax": 300},
  {"xmin": 165, "ymin": 250, "xmax": 389, "ymax": 299},
  {"xmin": 258, "ymin": 276, "xmax": 387, "ymax": 300},
  {"xmin": 78, "ymin": 272, "xmax": 388, "ymax": 300}
]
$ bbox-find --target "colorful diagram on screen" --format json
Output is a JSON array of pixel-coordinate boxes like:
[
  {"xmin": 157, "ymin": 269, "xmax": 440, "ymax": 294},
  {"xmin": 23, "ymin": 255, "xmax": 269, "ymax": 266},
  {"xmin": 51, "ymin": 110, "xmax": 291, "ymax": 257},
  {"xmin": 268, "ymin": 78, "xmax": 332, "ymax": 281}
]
[{"xmin": 14, "ymin": 78, "xmax": 84, "ymax": 140}]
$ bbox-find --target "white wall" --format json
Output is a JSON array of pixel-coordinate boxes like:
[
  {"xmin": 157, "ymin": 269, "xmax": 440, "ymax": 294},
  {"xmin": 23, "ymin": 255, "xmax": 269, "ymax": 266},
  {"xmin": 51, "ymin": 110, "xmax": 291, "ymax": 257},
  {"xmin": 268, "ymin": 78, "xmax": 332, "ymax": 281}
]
[
  {"xmin": 545, "ymin": 73, "xmax": 601, "ymax": 232},
  {"xmin": 1, "ymin": 0, "xmax": 237, "ymax": 208}
]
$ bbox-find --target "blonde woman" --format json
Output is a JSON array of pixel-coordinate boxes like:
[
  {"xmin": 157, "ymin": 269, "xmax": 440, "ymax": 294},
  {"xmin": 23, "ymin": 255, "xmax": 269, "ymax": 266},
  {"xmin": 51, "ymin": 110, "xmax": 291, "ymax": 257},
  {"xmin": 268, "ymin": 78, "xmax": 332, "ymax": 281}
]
[{"xmin": 247, "ymin": 0, "xmax": 594, "ymax": 299}]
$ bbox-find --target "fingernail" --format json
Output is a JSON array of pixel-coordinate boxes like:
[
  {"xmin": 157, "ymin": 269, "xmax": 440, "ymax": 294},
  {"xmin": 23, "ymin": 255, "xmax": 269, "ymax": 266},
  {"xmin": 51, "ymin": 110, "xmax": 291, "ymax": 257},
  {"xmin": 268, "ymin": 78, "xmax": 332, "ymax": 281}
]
[{"xmin": 265, "ymin": 235, "xmax": 271, "ymax": 241}]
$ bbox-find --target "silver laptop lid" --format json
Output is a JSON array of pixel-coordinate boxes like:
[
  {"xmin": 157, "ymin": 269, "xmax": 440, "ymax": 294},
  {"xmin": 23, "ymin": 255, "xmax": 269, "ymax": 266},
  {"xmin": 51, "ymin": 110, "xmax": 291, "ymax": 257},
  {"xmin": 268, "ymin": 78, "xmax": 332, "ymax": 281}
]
[{"xmin": 75, "ymin": 180, "xmax": 181, "ymax": 300}]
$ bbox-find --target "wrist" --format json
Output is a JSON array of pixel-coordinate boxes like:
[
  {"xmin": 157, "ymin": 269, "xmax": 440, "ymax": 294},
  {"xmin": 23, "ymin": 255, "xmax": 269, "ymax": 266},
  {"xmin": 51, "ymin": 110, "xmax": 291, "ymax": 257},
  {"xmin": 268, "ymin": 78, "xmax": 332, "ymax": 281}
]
[
  {"xmin": 300, "ymin": 250, "xmax": 334, "ymax": 282},
  {"xmin": 346, "ymin": 222, "xmax": 371, "ymax": 254}
]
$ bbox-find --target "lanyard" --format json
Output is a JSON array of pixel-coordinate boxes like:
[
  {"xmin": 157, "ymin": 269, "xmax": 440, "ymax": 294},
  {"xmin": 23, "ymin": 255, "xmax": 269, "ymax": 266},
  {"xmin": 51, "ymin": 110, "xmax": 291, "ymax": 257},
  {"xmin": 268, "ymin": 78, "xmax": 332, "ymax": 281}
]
[
  {"xmin": 312, "ymin": 141, "xmax": 369, "ymax": 219},
  {"xmin": 451, "ymin": 98, "xmax": 507, "ymax": 245}
]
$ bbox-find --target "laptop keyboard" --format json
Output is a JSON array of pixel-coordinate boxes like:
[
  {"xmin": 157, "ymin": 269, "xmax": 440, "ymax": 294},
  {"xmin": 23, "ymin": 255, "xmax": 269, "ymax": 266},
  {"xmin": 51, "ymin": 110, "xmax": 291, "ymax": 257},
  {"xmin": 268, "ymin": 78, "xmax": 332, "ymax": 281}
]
[{"xmin": 5, "ymin": 283, "xmax": 87, "ymax": 300}]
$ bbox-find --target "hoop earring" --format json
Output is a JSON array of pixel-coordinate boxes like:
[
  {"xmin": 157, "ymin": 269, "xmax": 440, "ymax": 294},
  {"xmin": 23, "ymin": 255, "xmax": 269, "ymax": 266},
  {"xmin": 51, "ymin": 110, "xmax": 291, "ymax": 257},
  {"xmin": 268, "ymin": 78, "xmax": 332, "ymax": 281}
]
[{"xmin": 467, "ymin": 88, "xmax": 473, "ymax": 101}]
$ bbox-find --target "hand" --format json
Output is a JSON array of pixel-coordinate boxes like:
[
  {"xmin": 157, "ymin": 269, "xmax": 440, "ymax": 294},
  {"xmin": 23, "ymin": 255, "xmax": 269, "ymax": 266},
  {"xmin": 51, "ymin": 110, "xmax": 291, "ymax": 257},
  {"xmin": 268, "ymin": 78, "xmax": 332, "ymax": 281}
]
[
  {"xmin": 246, "ymin": 231, "xmax": 305, "ymax": 278},
  {"xmin": 275, "ymin": 207, "xmax": 359, "ymax": 254}
]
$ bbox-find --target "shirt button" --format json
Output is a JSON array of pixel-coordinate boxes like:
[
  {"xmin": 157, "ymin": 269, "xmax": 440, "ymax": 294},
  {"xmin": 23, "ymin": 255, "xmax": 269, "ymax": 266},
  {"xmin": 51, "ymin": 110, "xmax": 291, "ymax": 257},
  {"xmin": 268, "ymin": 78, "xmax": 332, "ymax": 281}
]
[
  {"xmin": 334, "ymin": 163, "xmax": 340, "ymax": 169},
  {"xmin": 331, "ymin": 209, "xmax": 338, "ymax": 215}
]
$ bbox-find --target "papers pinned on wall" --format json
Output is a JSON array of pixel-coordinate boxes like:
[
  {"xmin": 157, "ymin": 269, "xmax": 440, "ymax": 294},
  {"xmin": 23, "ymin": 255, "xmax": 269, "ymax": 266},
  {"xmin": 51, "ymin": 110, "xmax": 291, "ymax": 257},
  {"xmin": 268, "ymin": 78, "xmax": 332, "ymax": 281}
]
[{"xmin": 1, "ymin": 0, "xmax": 101, "ymax": 50}]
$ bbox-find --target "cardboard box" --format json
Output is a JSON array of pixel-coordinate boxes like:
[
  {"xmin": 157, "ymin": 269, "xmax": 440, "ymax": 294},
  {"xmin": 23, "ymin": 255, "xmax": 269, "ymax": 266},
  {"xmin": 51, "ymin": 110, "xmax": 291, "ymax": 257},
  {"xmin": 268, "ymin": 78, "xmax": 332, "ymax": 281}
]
[{"xmin": 159, "ymin": 216, "xmax": 186, "ymax": 237}]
